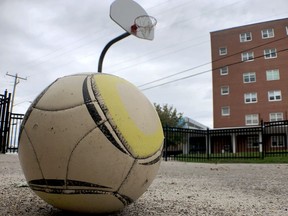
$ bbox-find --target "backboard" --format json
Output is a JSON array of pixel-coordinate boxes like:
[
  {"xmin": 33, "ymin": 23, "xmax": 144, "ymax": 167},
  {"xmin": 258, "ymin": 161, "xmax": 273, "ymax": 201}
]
[{"xmin": 110, "ymin": 0, "xmax": 156, "ymax": 40}]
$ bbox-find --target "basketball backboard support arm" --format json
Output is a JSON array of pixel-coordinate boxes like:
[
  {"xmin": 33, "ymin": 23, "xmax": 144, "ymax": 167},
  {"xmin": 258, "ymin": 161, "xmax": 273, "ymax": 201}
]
[{"xmin": 98, "ymin": 32, "xmax": 130, "ymax": 73}]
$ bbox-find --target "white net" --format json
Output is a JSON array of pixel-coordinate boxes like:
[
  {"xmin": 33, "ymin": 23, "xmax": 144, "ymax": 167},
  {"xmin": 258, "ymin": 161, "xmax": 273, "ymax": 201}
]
[{"xmin": 133, "ymin": 15, "xmax": 157, "ymax": 40}]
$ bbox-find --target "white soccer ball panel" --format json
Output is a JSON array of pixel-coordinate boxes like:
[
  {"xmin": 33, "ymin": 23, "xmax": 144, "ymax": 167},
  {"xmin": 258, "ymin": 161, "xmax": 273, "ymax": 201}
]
[
  {"xmin": 35, "ymin": 75, "xmax": 87, "ymax": 111},
  {"xmin": 118, "ymin": 158, "xmax": 161, "ymax": 200},
  {"xmin": 67, "ymin": 127, "xmax": 135, "ymax": 191},
  {"xmin": 23, "ymin": 106, "xmax": 96, "ymax": 180},
  {"xmin": 18, "ymin": 129, "xmax": 43, "ymax": 182},
  {"xmin": 34, "ymin": 192, "xmax": 124, "ymax": 214}
]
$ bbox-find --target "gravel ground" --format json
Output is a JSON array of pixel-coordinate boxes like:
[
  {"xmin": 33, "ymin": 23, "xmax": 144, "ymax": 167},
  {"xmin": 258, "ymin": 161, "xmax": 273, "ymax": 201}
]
[{"xmin": 1, "ymin": 154, "xmax": 288, "ymax": 216}]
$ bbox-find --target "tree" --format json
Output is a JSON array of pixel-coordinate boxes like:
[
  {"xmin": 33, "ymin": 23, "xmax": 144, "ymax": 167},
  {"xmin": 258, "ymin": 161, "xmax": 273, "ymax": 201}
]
[
  {"xmin": 154, "ymin": 104, "xmax": 185, "ymax": 151},
  {"xmin": 154, "ymin": 103, "xmax": 183, "ymax": 127}
]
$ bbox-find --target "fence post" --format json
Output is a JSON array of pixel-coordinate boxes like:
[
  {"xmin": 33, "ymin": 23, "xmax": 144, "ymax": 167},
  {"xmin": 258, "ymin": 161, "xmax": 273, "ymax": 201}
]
[
  {"xmin": 164, "ymin": 126, "xmax": 168, "ymax": 161},
  {"xmin": 1, "ymin": 91, "xmax": 9, "ymax": 153},
  {"xmin": 260, "ymin": 120, "xmax": 265, "ymax": 159},
  {"xmin": 3, "ymin": 92, "xmax": 11, "ymax": 154},
  {"xmin": 0, "ymin": 92, "xmax": 4, "ymax": 153},
  {"xmin": 206, "ymin": 127, "xmax": 210, "ymax": 160}
]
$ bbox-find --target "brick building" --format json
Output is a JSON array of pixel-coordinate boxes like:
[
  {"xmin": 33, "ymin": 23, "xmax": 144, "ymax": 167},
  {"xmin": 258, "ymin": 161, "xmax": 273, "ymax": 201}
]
[{"xmin": 211, "ymin": 18, "xmax": 288, "ymax": 128}]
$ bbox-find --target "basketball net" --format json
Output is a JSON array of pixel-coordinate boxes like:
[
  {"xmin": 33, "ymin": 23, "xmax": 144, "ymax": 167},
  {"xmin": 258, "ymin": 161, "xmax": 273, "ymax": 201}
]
[{"xmin": 131, "ymin": 15, "xmax": 157, "ymax": 39}]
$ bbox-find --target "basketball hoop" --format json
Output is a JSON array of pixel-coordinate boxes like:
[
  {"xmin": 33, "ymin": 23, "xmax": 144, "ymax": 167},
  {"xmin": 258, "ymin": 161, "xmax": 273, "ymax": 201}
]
[
  {"xmin": 131, "ymin": 24, "xmax": 138, "ymax": 35},
  {"xmin": 131, "ymin": 15, "xmax": 157, "ymax": 40},
  {"xmin": 100, "ymin": 0, "xmax": 157, "ymax": 72}
]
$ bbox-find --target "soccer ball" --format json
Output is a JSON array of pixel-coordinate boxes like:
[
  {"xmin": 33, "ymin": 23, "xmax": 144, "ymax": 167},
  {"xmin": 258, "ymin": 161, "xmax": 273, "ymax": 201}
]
[{"xmin": 18, "ymin": 73, "xmax": 164, "ymax": 213}]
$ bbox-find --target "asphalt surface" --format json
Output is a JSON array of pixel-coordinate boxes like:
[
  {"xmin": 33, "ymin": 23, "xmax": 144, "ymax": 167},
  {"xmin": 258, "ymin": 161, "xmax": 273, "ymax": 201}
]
[{"xmin": 1, "ymin": 154, "xmax": 288, "ymax": 216}]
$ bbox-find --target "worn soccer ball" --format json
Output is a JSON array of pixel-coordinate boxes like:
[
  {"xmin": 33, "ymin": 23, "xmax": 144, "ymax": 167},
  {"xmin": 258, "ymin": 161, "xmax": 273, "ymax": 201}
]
[{"xmin": 18, "ymin": 73, "xmax": 164, "ymax": 213}]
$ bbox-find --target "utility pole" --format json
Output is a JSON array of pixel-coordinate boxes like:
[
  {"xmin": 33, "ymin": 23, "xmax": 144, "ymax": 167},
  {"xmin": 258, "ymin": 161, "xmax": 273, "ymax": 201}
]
[{"xmin": 6, "ymin": 72, "xmax": 27, "ymax": 114}]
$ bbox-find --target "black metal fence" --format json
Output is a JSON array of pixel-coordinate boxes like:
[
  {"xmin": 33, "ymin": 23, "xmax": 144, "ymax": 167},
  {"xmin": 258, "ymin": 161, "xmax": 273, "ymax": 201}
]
[
  {"xmin": 2, "ymin": 86, "xmax": 288, "ymax": 160},
  {"xmin": 0, "ymin": 90, "xmax": 11, "ymax": 153},
  {"xmin": 0, "ymin": 90, "xmax": 24, "ymax": 154},
  {"xmin": 7, "ymin": 113, "xmax": 24, "ymax": 153},
  {"xmin": 163, "ymin": 120, "xmax": 288, "ymax": 161}
]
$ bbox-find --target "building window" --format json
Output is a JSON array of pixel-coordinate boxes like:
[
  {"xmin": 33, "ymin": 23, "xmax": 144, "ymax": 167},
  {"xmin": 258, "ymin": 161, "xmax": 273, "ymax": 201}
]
[
  {"xmin": 261, "ymin": 28, "xmax": 274, "ymax": 39},
  {"xmin": 266, "ymin": 69, "xmax": 280, "ymax": 81},
  {"xmin": 243, "ymin": 72, "xmax": 256, "ymax": 83},
  {"xmin": 221, "ymin": 106, "xmax": 230, "ymax": 116},
  {"xmin": 271, "ymin": 136, "xmax": 284, "ymax": 147},
  {"xmin": 268, "ymin": 90, "xmax": 282, "ymax": 101},
  {"xmin": 247, "ymin": 136, "xmax": 259, "ymax": 148},
  {"xmin": 264, "ymin": 48, "xmax": 277, "ymax": 59},
  {"xmin": 240, "ymin": 32, "xmax": 252, "ymax": 42},
  {"xmin": 241, "ymin": 52, "xmax": 254, "ymax": 62},
  {"xmin": 244, "ymin": 93, "xmax": 257, "ymax": 104},
  {"xmin": 221, "ymin": 86, "xmax": 229, "ymax": 95},
  {"xmin": 286, "ymin": 26, "xmax": 288, "ymax": 35},
  {"xmin": 220, "ymin": 66, "xmax": 228, "ymax": 75},
  {"xmin": 219, "ymin": 47, "xmax": 227, "ymax": 55},
  {"xmin": 270, "ymin": 113, "xmax": 283, "ymax": 122},
  {"xmin": 245, "ymin": 114, "xmax": 259, "ymax": 125}
]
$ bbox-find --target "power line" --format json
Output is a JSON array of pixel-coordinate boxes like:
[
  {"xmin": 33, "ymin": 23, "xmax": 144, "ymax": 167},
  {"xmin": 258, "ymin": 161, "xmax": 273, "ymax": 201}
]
[
  {"xmin": 9, "ymin": 0, "xmax": 287, "ymax": 82},
  {"xmin": 108, "ymin": 0, "xmax": 246, "ymax": 73},
  {"xmin": 140, "ymin": 47, "xmax": 288, "ymax": 91},
  {"xmin": 26, "ymin": 31, "xmax": 115, "ymax": 77},
  {"xmin": 107, "ymin": 36, "xmax": 208, "ymax": 71},
  {"xmin": 110, "ymin": 40, "xmax": 209, "ymax": 74},
  {"xmin": 106, "ymin": 18, "xmax": 288, "ymax": 76},
  {"xmin": 138, "ymin": 35, "xmax": 288, "ymax": 90},
  {"xmin": 18, "ymin": 0, "xmax": 243, "ymax": 77},
  {"xmin": 140, "ymin": 70, "xmax": 211, "ymax": 91},
  {"xmin": 137, "ymin": 62, "xmax": 210, "ymax": 88}
]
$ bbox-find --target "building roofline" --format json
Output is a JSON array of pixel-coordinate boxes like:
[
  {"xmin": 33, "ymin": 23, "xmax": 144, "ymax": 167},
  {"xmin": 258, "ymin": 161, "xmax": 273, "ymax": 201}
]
[
  {"xmin": 183, "ymin": 116, "xmax": 209, "ymax": 129},
  {"xmin": 210, "ymin": 17, "xmax": 288, "ymax": 34}
]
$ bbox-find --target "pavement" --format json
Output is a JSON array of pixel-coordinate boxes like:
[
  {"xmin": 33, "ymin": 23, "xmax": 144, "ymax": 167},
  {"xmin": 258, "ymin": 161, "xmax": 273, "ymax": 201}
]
[{"xmin": 1, "ymin": 154, "xmax": 288, "ymax": 216}]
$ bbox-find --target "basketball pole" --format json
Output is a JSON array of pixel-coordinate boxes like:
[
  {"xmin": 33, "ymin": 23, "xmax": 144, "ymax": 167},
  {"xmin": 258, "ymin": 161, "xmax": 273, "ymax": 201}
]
[{"xmin": 98, "ymin": 32, "xmax": 130, "ymax": 73}]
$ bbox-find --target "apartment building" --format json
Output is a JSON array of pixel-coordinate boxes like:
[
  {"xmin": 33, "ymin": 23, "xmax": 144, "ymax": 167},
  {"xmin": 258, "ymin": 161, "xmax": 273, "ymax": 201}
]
[{"xmin": 211, "ymin": 18, "xmax": 288, "ymax": 128}]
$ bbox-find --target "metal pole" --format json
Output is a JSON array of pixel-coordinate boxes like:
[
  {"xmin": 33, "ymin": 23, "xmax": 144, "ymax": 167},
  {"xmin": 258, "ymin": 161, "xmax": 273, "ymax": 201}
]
[
  {"xmin": 6, "ymin": 72, "xmax": 27, "ymax": 114},
  {"xmin": 0, "ymin": 90, "xmax": 8, "ymax": 153},
  {"xmin": 165, "ymin": 126, "xmax": 168, "ymax": 161},
  {"xmin": 10, "ymin": 73, "xmax": 18, "ymax": 115},
  {"xmin": 98, "ymin": 32, "xmax": 130, "ymax": 73},
  {"xmin": 1, "ymin": 91, "xmax": 11, "ymax": 154},
  {"xmin": 207, "ymin": 127, "xmax": 210, "ymax": 160},
  {"xmin": 261, "ymin": 120, "xmax": 265, "ymax": 159}
]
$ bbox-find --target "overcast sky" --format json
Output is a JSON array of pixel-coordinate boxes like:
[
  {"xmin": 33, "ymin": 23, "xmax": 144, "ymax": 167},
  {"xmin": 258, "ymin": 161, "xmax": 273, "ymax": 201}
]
[{"xmin": 1, "ymin": 0, "xmax": 287, "ymax": 128}]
